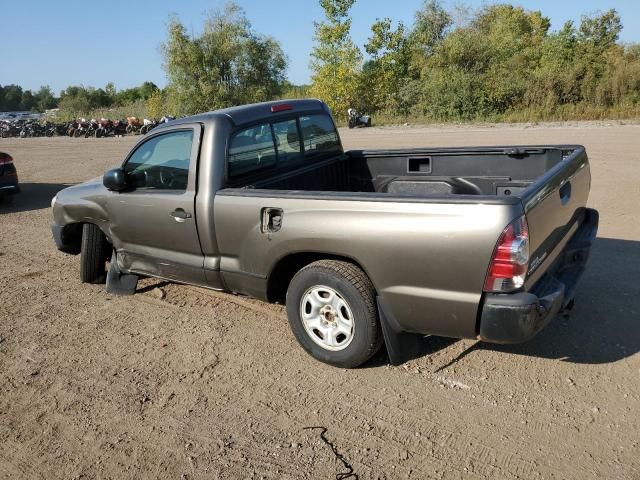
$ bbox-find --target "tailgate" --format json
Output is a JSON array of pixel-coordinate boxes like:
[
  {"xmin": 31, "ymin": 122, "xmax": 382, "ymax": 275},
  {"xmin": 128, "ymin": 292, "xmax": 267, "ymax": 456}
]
[{"xmin": 520, "ymin": 146, "xmax": 591, "ymax": 288}]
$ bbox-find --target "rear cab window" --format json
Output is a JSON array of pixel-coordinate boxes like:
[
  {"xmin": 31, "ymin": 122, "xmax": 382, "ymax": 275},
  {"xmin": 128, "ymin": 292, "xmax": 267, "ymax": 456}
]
[
  {"xmin": 272, "ymin": 119, "xmax": 303, "ymax": 164},
  {"xmin": 227, "ymin": 112, "xmax": 341, "ymax": 182},
  {"xmin": 299, "ymin": 114, "xmax": 341, "ymax": 158},
  {"xmin": 228, "ymin": 124, "xmax": 276, "ymax": 177}
]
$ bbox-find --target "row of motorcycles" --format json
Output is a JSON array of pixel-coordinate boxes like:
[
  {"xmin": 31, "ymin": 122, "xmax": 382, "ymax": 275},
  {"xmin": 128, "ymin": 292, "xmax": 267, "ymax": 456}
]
[
  {"xmin": 1, "ymin": 110, "xmax": 368, "ymax": 137},
  {"xmin": 0, "ymin": 116, "xmax": 175, "ymax": 139}
]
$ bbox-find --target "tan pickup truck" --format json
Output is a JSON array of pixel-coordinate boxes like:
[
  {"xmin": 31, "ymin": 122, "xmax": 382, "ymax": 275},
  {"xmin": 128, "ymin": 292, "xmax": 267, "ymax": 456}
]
[{"xmin": 51, "ymin": 99, "xmax": 598, "ymax": 367}]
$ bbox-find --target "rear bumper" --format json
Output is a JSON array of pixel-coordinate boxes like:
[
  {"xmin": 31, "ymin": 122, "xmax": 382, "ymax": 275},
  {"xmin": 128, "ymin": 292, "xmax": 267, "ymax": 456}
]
[{"xmin": 479, "ymin": 208, "xmax": 599, "ymax": 344}]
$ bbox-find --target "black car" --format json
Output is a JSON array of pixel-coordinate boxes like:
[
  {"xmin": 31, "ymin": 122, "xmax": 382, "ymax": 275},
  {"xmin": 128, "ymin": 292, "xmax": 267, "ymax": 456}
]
[{"xmin": 0, "ymin": 152, "xmax": 20, "ymax": 196}]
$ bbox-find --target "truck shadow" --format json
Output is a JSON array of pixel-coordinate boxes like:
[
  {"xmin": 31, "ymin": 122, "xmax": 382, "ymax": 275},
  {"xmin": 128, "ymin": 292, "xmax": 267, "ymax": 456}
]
[
  {"xmin": 0, "ymin": 183, "xmax": 71, "ymax": 214},
  {"xmin": 381, "ymin": 237, "xmax": 640, "ymax": 368},
  {"xmin": 482, "ymin": 236, "xmax": 640, "ymax": 364}
]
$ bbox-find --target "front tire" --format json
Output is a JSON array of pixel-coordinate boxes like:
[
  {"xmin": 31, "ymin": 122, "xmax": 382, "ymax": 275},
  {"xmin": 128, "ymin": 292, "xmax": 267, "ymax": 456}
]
[
  {"xmin": 286, "ymin": 260, "xmax": 382, "ymax": 368},
  {"xmin": 80, "ymin": 224, "xmax": 108, "ymax": 283}
]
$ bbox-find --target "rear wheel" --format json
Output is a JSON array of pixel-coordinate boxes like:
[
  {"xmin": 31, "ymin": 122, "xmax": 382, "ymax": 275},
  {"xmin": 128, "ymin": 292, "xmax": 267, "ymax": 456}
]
[
  {"xmin": 286, "ymin": 260, "xmax": 382, "ymax": 368},
  {"xmin": 80, "ymin": 223, "xmax": 108, "ymax": 283}
]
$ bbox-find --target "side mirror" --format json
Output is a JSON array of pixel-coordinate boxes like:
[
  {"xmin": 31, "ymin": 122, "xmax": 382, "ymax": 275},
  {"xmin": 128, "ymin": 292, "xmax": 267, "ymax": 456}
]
[{"xmin": 103, "ymin": 168, "xmax": 127, "ymax": 191}]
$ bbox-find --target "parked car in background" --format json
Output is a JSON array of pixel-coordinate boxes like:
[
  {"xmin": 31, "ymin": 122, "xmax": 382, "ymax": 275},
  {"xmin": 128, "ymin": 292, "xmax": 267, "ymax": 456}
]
[{"xmin": 0, "ymin": 152, "xmax": 19, "ymax": 197}]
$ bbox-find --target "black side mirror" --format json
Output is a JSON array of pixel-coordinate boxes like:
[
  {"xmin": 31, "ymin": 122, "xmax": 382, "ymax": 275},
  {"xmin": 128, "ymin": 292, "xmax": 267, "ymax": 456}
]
[{"xmin": 103, "ymin": 168, "xmax": 127, "ymax": 191}]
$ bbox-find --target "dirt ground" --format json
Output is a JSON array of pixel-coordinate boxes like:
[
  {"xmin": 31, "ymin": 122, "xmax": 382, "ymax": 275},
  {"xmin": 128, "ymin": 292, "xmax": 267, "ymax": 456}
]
[{"xmin": 0, "ymin": 123, "xmax": 638, "ymax": 480}]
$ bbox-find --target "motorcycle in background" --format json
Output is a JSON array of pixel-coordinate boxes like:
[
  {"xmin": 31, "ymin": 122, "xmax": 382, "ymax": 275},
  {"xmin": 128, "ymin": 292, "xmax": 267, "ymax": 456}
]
[
  {"xmin": 347, "ymin": 108, "xmax": 372, "ymax": 128},
  {"xmin": 140, "ymin": 118, "xmax": 158, "ymax": 135}
]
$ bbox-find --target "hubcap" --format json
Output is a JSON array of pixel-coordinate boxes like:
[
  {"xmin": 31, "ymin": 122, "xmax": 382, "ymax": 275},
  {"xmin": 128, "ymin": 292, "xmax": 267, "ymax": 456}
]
[{"xmin": 300, "ymin": 286, "xmax": 355, "ymax": 351}]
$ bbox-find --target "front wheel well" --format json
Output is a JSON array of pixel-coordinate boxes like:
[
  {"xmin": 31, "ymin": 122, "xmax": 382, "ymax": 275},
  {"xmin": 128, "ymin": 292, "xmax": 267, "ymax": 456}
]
[
  {"xmin": 59, "ymin": 222, "xmax": 111, "ymax": 255},
  {"xmin": 266, "ymin": 253, "xmax": 373, "ymax": 304},
  {"xmin": 59, "ymin": 223, "xmax": 83, "ymax": 254}
]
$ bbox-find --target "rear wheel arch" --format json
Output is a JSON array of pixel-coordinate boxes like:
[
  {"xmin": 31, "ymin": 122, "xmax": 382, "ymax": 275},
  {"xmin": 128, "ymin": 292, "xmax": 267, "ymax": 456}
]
[{"xmin": 266, "ymin": 252, "xmax": 376, "ymax": 303}]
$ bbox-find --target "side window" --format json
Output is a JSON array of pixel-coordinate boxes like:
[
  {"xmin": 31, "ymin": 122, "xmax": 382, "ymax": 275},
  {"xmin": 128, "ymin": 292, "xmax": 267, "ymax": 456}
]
[
  {"xmin": 272, "ymin": 119, "xmax": 303, "ymax": 164},
  {"xmin": 228, "ymin": 123, "xmax": 276, "ymax": 177},
  {"xmin": 124, "ymin": 130, "xmax": 194, "ymax": 191},
  {"xmin": 299, "ymin": 114, "xmax": 341, "ymax": 157}
]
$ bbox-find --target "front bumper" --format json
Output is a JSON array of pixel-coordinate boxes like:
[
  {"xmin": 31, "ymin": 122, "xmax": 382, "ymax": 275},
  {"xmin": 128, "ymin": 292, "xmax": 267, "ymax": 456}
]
[{"xmin": 479, "ymin": 208, "xmax": 599, "ymax": 344}]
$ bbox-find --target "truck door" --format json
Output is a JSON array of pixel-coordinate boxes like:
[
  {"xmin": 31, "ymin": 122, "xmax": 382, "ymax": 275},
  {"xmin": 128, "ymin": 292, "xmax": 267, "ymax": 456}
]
[{"xmin": 105, "ymin": 124, "xmax": 206, "ymax": 285}]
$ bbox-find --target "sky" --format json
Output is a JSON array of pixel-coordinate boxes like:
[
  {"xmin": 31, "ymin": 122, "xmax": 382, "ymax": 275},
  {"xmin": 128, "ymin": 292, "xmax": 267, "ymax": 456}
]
[{"xmin": 2, "ymin": 0, "xmax": 639, "ymax": 94}]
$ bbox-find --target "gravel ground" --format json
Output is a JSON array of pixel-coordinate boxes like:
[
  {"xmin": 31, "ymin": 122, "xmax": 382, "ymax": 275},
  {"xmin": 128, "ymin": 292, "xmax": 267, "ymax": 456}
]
[{"xmin": 0, "ymin": 123, "xmax": 638, "ymax": 479}]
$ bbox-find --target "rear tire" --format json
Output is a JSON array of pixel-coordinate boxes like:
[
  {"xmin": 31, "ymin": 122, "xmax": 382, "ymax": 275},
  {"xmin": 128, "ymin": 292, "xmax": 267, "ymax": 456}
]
[
  {"xmin": 80, "ymin": 224, "xmax": 108, "ymax": 283},
  {"xmin": 286, "ymin": 260, "xmax": 383, "ymax": 368}
]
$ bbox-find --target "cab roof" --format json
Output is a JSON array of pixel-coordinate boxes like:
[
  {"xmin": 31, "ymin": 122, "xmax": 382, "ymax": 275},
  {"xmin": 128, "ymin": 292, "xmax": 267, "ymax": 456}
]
[{"xmin": 168, "ymin": 99, "xmax": 330, "ymax": 128}]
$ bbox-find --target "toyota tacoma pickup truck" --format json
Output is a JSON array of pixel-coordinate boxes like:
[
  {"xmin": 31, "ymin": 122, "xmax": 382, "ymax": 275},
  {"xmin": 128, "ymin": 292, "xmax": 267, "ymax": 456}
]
[{"xmin": 51, "ymin": 99, "xmax": 598, "ymax": 368}]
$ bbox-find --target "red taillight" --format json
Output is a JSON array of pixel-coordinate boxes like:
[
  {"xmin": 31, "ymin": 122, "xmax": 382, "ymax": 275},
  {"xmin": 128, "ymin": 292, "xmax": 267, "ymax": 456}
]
[
  {"xmin": 484, "ymin": 216, "xmax": 529, "ymax": 292},
  {"xmin": 271, "ymin": 104, "xmax": 292, "ymax": 113},
  {"xmin": 0, "ymin": 152, "xmax": 13, "ymax": 165}
]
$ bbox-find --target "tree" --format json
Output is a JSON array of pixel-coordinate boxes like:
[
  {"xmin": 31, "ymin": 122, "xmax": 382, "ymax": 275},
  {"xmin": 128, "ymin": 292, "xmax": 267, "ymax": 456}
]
[
  {"xmin": 576, "ymin": 10, "xmax": 624, "ymax": 104},
  {"xmin": 145, "ymin": 89, "xmax": 166, "ymax": 119},
  {"xmin": 363, "ymin": 18, "xmax": 408, "ymax": 111},
  {"xmin": 579, "ymin": 9, "xmax": 622, "ymax": 52},
  {"xmin": 34, "ymin": 86, "xmax": 58, "ymax": 111},
  {"xmin": 418, "ymin": 4, "xmax": 552, "ymax": 119},
  {"xmin": 138, "ymin": 81, "xmax": 159, "ymax": 100},
  {"xmin": 21, "ymin": 90, "xmax": 36, "ymax": 111},
  {"xmin": 407, "ymin": 0, "xmax": 451, "ymax": 75},
  {"xmin": 162, "ymin": 2, "xmax": 287, "ymax": 115},
  {"xmin": 105, "ymin": 82, "xmax": 117, "ymax": 98},
  {"xmin": 309, "ymin": 0, "xmax": 362, "ymax": 117},
  {"xmin": 1, "ymin": 85, "xmax": 24, "ymax": 111},
  {"xmin": 115, "ymin": 82, "xmax": 158, "ymax": 106},
  {"xmin": 58, "ymin": 85, "xmax": 113, "ymax": 117}
]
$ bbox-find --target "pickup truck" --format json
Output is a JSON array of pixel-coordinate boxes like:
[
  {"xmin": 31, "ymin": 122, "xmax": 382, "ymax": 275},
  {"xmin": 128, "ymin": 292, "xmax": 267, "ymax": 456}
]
[{"xmin": 51, "ymin": 99, "xmax": 598, "ymax": 368}]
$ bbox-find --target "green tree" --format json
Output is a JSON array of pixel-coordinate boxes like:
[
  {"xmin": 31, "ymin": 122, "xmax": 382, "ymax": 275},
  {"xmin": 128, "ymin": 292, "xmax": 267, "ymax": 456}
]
[
  {"xmin": 21, "ymin": 90, "xmax": 36, "ymax": 111},
  {"xmin": 576, "ymin": 9, "xmax": 624, "ymax": 104},
  {"xmin": 105, "ymin": 82, "xmax": 117, "ymax": 98},
  {"xmin": 1, "ymin": 85, "xmax": 24, "ymax": 111},
  {"xmin": 280, "ymin": 81, "xmax": 311, "ymax": 99},
  {"xmin": 34, "ymin": 86, "xmax": 58, "ymax": 111},
  {"xmin": 115, "ymin": 82, "xmax": 158, "ymax": 105},
  {"xmin": 578, "ymin": 9, "xmax": 622, "ymax": 52},
  {"xmin": 58, "ymin": 85, "xmax": 113, "ymax": 117},
  {"xmin": 145, "ymin": 89, "xmax": 166, "ymax": 119},
  {"xmin": 309, "ymin": 0, "xmax": 362, "ymax": 117},
  {"xmin": 363, "ymin": 18, "xmax": 408, "ymax": 112},
  {"xmin": 419, "ymin": 4, "xmax": 551, "ymax": 119},
  {"xmin": 407, "ymin": 0, "xmax": 451, "ymax": 75},
  {"xmin": 162, "ymin": 2, "xmax": 287, "ymax": 115}
]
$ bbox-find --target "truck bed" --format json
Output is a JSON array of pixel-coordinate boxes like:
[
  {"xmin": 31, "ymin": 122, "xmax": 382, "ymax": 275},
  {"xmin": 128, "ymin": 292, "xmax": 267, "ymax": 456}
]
[
  {"xmin": 225, "ymin": 144, "xmax": 591, "ymax": 316},
  {"xmin": 249, "ymin": 146, "xmax": 575, "ymax": 198}
]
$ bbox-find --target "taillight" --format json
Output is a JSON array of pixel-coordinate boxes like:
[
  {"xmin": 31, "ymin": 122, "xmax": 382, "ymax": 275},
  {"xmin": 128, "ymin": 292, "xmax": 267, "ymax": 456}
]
[
  {"xmin": 0, "ymin": 152, "xmax": 13, "ymax": 165},
  {"xmin": 484, "ymin": 216, "xmax": 529, "ymax": 292}
]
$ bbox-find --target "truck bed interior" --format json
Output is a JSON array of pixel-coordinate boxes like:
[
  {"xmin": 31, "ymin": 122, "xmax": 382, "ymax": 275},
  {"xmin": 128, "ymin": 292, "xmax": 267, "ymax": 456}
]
[{"xmin": 249, "ymin": 147, "xmax": 575, "ymax": 198}]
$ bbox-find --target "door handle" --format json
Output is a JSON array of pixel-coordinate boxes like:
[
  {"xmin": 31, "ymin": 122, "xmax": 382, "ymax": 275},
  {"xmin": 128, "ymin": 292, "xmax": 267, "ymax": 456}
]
[{"xmin": 170, "ymin": 208, "xmax": 192, "ymax": 222}]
